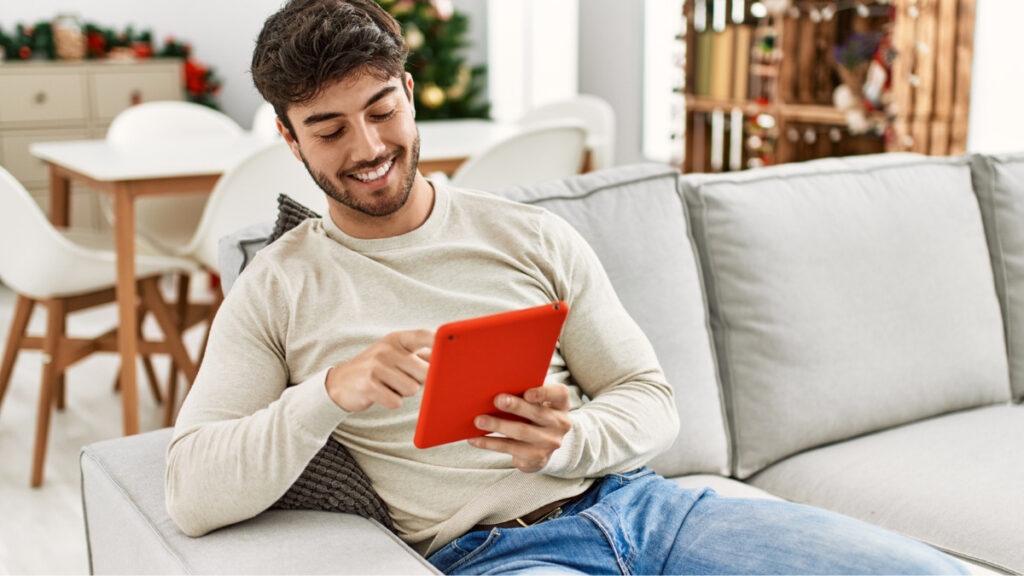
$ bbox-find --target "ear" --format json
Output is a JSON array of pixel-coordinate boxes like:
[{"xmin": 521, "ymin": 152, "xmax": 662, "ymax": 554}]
[
  {"xmin": 278, "ymin": 116, "xmax": 304, "ymax": 163},
  {"xmin": 405, "ymin": 73, "xmax": 416, "ymax": 119}
]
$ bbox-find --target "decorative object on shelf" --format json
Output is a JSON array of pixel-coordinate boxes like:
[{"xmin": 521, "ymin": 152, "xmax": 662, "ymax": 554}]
[
  {"xmin": 831, "ymin": 31, "xmax": 892, "ymax": 134},
  {"xmin": 53, "ymin": 14, "xmax": 85, "ymax": 61},
  {"xmin": 377, "ymin": 0, "xmax": 490, "ymax": 120}
]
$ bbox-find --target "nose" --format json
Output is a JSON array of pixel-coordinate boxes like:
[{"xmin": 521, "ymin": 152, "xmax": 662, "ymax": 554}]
[{"xmin": 350, "ymin": 120, "xmax": 387, "ymax": 164}]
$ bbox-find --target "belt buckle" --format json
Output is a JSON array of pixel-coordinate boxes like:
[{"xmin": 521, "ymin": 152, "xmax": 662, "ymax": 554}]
[{"xmin": 514, "ymin": 505, "xmax": 563, "ymax": 528}]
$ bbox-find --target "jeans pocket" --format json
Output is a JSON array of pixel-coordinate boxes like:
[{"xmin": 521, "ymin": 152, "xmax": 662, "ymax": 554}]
[
  {"xmin": 607, "ymin": 466, "xmax": 655, "ymax": 484},
  {"xmin": 439, "ymin": 528, "xmax": 503, "ymax": 575}
]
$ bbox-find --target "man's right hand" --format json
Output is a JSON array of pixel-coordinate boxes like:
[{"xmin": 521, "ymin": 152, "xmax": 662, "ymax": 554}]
[{"xmin": 325, "ymin": 329, "xmax": 434, "ymax": 412}]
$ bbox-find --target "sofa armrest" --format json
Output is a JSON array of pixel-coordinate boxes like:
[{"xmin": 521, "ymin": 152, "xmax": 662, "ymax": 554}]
[{"xmin": 81, "ymin": 429, "xmax": 437, "ymax": 575}]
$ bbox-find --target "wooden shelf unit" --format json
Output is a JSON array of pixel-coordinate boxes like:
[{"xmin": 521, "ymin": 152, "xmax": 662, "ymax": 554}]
[{"xmin": 680, "ymin": 0, "xmax": 976, "ymax": 174}]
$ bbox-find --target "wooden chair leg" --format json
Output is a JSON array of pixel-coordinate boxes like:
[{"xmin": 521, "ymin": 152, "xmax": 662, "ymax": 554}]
[
  {"xmin": 197, "ymin": 286, "xmax": 223, "ymax": 369},
  {"xmin": 54, "ymin": 301, "xmax": 68, "ymax": 412},
  {"xmin": 163, "ymin": 273, "xmax": 191, "ymax": 426},
  {"xmin": 0, "ymin": 295, "xmax": 35, "ymax": 416},
  {"xmin": 138, "ymin": 278, "xmax": 198, "ymax": 430},
  {"xmin": 136, "ymin": 306, "xmax": 163, "ymax": 405},
  {"xmin": 31, "ymin": 299, "xmax": 64, "ymax": 487},
  {"xmin": 180, "ymin": 286, "xmax": 223, "ymax": 413}
]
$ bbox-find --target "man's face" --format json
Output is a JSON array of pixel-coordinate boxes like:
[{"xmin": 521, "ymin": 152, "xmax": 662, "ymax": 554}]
[{"xmin": 281, "ymin": 71, "xmax": 420, "ymax": 219}]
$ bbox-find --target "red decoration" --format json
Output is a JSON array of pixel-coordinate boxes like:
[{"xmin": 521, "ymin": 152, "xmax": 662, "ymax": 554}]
[
  {"xmin": 184, "ymin": 59, "xmax": 207, "ymax": 95},
  {"xmin": 86, "ymin": 30, "xmax": 106, "ymax": 58},
  {"xmin": 131, "ymin": 41, "xmax": 152, "ymax": 58}
]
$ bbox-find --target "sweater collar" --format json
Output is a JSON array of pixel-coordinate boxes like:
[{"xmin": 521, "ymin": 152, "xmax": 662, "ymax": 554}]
[{"xmin": 322, "ymin": 179, "xmax": 450, "ymax": 253}]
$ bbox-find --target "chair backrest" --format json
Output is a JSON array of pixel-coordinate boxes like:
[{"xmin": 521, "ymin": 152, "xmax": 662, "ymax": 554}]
[
  {"xmin": 518, "ymin": 95, "xmax": 616, "ymax": 170},
  {"xmin": 181, "ymin": 141, "xmax": 329, "ymax": 270},
  {"xmin": 0, "ymin": 165, "xmax": 101, "ymax": 298},
  {"xmin": 450, "ymin": 121, "xmax": 588, "ymax": 190},
  {"xmin": 251, "ymin": 102, "xmax": 281, "ymax": 141},
  {"xmin": 107, "ymin": 101, "xmax": 243, "ymax": 147},
  {"xmin": 105, "ymin": 101, "xmax": 245, "ymax": 250}
]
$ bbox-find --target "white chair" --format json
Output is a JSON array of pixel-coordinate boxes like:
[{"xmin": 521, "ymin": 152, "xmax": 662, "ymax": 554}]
[
  {"xmin": 177, "ymin": 140, "xmax": 327, "ymax": 271},
  {"xmin": 158, "ymin": 141, "xmax": 327, "ymax": 424},
  {"xmin": 251, "ymin": 102, "xmax": 282, "ymax": 141},
  {"xmin": 0, "ymin": 165, "xmax": 198, "ymax": 487},
  {"xmin": 105, "ymin": 101, "xmax": 245, "ymax": 253},
  {"xmin": 518, "ymin": 95, "xmax": 616, "ymax": 171},
  {"xmin": 449, "ymin": 121, "xmax": 588, "ymax": 190}
]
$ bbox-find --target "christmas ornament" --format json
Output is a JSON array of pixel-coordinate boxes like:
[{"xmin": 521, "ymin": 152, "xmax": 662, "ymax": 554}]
[
  {"xmin": 430, "ymin": 0, "xmax": 454, "ymax": 21},
  {"xmin": 446, "ymin": 66, "xmax": 471, "ymax": 99},
  {"xmin": 405, "ymin": 24, "xmax": 424, "ymax": 51},
  {"xmin": 421, "ymin": 84, "xmax": 446, "ymax": 109}
]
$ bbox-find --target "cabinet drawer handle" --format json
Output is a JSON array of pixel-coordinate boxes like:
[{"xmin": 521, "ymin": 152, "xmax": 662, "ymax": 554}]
[
  {"xmin": 34, "ymin": 91, "xmax": 47, "ymax": 105},
  {"xmin": 130, "ymin": 89, "xmax": 143, "ymax": 106}
]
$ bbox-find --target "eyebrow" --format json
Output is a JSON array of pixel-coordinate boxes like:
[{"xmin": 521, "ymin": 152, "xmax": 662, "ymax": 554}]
[{"xmin": 302, "ymin": 86, "xmax": 399, "ymax": 126}]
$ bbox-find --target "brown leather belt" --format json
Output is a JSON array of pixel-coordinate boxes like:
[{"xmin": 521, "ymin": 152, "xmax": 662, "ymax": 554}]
[{"xmin": 469, "ymin": 492, "xmax": 585, "ymax": 533}]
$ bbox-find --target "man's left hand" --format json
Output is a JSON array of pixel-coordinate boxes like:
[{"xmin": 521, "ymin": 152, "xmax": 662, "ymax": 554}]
[{"xmin": 468, "ymin": 384, "xmax": 572, "ymax": 473}]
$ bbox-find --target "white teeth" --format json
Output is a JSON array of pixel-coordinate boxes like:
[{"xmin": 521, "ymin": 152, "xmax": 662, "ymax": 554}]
[{"xmin": 352, "ymin": 158, "xmax": 393, "ymax": 182}]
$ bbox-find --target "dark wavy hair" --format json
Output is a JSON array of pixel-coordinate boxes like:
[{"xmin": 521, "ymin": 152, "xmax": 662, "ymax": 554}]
[{"xmin": 251, "ymin": 0, "xmax": 409, "ymax": 138}]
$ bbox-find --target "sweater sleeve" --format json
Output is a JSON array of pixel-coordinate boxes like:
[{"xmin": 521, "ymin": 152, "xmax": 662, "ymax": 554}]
[
  {"xmin": 534, "ymin": 213, "xmax": 680, "ymax": 478},
  {"xmin": 165, "ymin": 255, "xmax": 348, "ymax": 537}
]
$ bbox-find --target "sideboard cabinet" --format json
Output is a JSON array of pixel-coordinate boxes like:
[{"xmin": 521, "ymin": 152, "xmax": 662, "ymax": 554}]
[{"xmin": 0, "ymin": 59, "xmax": 184, "ymax": 228}]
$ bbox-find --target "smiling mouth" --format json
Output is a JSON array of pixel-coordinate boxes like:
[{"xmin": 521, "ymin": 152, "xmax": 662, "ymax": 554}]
[{"xmin": 348, "ymin": 155, "xmax": 396, "ymax": 184}]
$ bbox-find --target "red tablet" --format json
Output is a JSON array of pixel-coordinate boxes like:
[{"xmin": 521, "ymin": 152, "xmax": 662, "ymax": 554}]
[{"xmin": 413, "ymin": 301, "xmax": 569, "ymax": 449}]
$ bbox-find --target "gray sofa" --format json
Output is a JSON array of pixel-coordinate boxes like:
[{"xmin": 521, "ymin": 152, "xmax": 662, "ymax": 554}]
[{"xmin": 81, "ymin": 152, "xmax": 1024, "ymax": 574}]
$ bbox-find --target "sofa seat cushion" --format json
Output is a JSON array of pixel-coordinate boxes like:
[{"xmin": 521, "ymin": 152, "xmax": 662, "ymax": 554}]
[
  {"xmin": 81, "ymin": 428, "xmax": 437, "ymax": 575},
  {"xmin": 971, "ymin": 152, "xmax": 1024, "ymax": 401},
  {"xmin": 682, "ymin": 153, "xmax": 1011, "ymax": 478},
  {"xmin": 672, "ymin": 474, "xmax": 784, "ymax": 501},
  {"xmin": 746, "ymin": 404, "xmax": 1024, "ymax": 575}
]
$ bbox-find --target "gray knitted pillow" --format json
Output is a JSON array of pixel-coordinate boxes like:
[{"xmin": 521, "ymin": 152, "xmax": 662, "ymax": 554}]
[
  {"xmin": 261, "ymin": 194, "xmax": 394, "ymax": 531},
  {"xmin": 267, "ymin": 193, "xmax": 321, "ymax": 243},
  {"xmin": 271, "ymin": 437, "xmax": 394, "ymax": 531}
]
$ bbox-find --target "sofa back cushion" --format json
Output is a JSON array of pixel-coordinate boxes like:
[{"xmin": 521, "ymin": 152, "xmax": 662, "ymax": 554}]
[
  {"xmin": 682, "ymin": 153, "xmax": 1011, "ymax": 479},
  {"xmin": 497, "ymin": 164, "xmax": 730, "ymax": 477},
  {"xmin": 970, "ymin": 152, "xmax": 1024, "ymax": 402}
]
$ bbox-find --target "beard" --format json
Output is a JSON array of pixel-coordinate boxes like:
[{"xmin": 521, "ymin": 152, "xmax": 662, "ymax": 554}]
[{"xmin": 300, "ymin": 132, "xmax": 421, "ymax": 218}]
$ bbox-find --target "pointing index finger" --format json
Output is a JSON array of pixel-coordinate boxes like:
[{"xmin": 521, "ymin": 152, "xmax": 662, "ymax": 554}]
[{"xmin": 396, "ymin": 329, "xmax": 435, "ymax": 353}]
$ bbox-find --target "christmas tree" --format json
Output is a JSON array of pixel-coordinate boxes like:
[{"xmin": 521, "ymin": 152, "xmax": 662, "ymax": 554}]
[{"xmin": 378, "ymin": 0, "xmax": 490, "ymax": 120}]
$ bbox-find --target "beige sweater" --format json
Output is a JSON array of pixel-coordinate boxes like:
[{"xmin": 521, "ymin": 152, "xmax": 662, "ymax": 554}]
[{"xmin": 166, "ymin": 183, "xmax": 678, "ymax": 556}]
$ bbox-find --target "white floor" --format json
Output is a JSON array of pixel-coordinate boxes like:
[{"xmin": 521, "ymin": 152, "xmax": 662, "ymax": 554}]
[{"xmin": 0, "ymin": 282, "xmax": 204, "ymax": 574}]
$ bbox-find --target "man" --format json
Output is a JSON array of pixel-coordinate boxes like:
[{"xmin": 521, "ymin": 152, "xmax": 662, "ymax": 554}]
[{"xmin": 166, "ymin": 1, "xmax": 965, "ymax": 573}]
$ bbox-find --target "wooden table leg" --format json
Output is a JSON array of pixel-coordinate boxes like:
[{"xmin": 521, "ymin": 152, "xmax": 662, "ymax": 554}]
[
  {"xmin": 113, "ymin": 184, "xmax": 140, "ymax": 436},
  {"xmin": 48, "ymin": 164, "xmax": 70, "ymax": 228}
]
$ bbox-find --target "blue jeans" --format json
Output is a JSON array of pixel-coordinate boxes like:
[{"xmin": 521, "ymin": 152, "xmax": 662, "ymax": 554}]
[{"xmin": 428, "ymin": 468, "xmax": 966, "ymax": 575}]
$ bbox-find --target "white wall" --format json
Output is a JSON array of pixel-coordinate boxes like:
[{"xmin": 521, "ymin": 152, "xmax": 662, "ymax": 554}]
[
  {"xmin": 579, "ymin": 0, "xmax": 646, "ymax": 165},
  {"xmin": 1, "ymin": 0, "xmax": 488, "ymax": 128},
  {"xmin": 967, "ymin": 0, "xmax": 1024, "ymax": 153}
]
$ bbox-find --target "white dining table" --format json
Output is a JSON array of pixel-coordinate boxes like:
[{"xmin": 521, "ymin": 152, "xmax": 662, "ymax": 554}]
[{"xmin": 28, "ymin": 118, "xmax": 517, "ymax": 438}]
